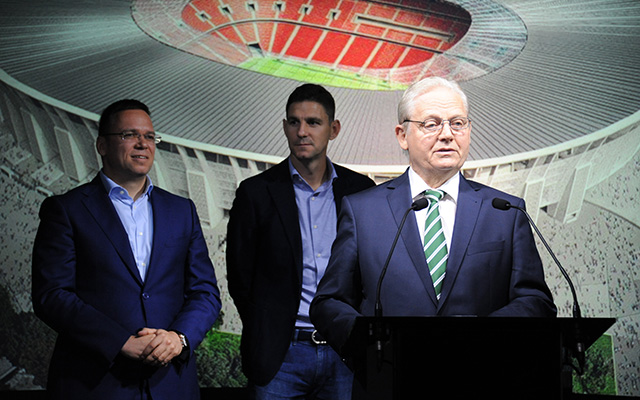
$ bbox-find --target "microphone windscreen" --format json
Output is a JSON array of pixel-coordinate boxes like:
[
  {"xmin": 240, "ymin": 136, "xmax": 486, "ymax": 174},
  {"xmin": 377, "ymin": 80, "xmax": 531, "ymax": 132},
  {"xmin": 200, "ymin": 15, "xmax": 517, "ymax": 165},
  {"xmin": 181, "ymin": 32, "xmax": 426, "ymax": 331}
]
[
  {"xmin": 412, "ymin": 197, "xmax": 429, "ymax": 211},
  {"xmin": 492, "ymin": 198, "xmax": 511, "ymax": 210}
]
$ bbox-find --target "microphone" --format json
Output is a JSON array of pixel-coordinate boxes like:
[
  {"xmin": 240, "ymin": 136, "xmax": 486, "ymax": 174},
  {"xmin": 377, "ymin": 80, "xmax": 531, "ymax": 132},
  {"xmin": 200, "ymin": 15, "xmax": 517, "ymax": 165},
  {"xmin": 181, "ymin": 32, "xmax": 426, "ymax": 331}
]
[
  {"xmin": 492, "ymin": 197, "xmax": 585, "ymax": 372},
  {"xmin": 375, "ymin": 194, "xmax": 429, "ymax": 318},
  {"xmin": 491, "ymin": 198, "xmax": 581, "ymax": 318},
  {"xmin": 372, "ymin": 194, "xmax": 429, "ymax": 367}
]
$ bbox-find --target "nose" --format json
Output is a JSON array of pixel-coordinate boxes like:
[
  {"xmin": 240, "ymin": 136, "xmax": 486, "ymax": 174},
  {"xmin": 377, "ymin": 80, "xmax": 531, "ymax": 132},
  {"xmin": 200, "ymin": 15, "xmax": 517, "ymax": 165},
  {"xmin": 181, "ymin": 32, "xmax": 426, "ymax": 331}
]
[
  {"xmin": 134, "ymin": 134, "xmax": 148, "ymax": 147},
  {"xmin": 296, "ymin": 122, "xmax": 309, "ymax": 137},
  {"xmin": 438, "ymin": 121, "xmax": 454, "ymax": 139}
]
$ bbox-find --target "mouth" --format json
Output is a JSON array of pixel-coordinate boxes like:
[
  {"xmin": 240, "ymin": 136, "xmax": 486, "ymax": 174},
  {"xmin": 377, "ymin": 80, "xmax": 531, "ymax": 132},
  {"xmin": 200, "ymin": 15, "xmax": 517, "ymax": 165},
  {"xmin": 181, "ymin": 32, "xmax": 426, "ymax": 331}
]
[{"xmin": 132, "ymin": 155, "xmax": 149, "ymax": 160}]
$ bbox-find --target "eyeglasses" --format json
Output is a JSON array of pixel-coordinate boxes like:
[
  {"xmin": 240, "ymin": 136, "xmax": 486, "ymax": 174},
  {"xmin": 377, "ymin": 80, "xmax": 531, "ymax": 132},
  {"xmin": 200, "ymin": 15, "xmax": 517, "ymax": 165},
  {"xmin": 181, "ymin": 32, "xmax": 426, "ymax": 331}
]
[
  {"xmin": 101, "ymin": 130, "xmax": 162, "ymax": 144},
  {"xmin": 403, "ymin": 117, "xmax": 471, "ymax": 136}
]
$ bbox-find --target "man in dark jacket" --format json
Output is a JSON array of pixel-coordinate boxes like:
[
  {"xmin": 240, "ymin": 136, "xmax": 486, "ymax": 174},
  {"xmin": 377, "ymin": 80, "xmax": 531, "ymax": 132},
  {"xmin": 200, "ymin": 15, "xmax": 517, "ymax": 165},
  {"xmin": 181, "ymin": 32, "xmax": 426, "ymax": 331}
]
[{"xmin": 227, "ymin": 84, "xmax": 375, "ymax": 399}]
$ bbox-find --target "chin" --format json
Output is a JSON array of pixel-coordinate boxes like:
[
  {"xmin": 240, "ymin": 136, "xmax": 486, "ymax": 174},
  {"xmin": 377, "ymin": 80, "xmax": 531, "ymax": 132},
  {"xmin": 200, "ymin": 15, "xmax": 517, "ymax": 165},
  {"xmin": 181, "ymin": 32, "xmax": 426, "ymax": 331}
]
[
  {"xmin": 131, "ymin": 169, "xmax": 151, "ymax": 177},
  {"xmin": 433, "ymin": 162, "xmax": 459, "ymax": 171},
  {"xmin": 293, "ymin": 153, "xmax": 317, "ymax": 162}
]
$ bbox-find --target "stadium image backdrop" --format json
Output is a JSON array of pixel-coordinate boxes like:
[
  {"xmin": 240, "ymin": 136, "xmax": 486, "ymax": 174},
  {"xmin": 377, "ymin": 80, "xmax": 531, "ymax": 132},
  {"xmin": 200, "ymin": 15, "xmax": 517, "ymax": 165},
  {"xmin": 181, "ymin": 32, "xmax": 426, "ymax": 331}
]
[{"xmin": 0, "ymin": 0, "xmax": 639, "ymax": 397}]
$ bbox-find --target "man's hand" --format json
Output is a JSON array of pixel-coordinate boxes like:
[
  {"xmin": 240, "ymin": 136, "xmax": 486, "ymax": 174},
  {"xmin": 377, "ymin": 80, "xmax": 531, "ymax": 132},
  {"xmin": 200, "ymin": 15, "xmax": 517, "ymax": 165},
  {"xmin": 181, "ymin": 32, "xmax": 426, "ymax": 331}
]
[
  {"xmin": 138, "ymin": 328, "xmax": 183, "ymax": 367},
  {"xmin": 120, "ymin": 330, "xmax": 157, "ymax": 360}
]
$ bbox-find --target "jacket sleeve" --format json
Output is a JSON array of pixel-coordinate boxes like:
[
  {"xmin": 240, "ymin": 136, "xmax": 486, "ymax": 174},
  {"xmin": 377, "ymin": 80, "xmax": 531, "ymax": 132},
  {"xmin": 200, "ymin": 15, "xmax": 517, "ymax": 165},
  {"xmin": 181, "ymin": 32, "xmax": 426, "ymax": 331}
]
[
  {"xmin": 31, "ymin": 196, "xmax": 132, "ymax": 366},
  {"xmin": 311, "ymin": 196, "xmax": 364, "ymax": 354},
  {"xmin": 166, "ymin": 198, "xmax": 222, "ymax": 356},
  {"xmin": 226, "ymin": 181, "xmax": 258, "ymax": 320}
]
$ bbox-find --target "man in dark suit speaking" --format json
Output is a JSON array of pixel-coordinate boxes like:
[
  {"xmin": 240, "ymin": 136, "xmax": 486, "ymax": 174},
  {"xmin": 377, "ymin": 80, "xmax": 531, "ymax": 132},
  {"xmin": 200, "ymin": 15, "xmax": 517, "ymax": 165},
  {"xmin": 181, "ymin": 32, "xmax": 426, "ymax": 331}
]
[
  {"xmin": 226, "ymin": 84, "xmax": 375, "ymax": 399},
  {"xmin": 310, "ymin": 77, "xmax": 557, "ymax": 355},
  {"xmin": 32, "ymin": 99, "xmax": 221, "ymax": 399}
]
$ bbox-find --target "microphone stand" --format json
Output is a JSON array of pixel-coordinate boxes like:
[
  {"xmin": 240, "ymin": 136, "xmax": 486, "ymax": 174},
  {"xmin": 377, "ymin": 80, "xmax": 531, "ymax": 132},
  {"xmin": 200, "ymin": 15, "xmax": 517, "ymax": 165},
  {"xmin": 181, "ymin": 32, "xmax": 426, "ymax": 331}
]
[
  {"xmin": 373, "ymin": 196, "xmax": 429, "ymax": 368},
  {"xmin": 491, "ymin": 198, "xmax": 585, "ymax": 374}
]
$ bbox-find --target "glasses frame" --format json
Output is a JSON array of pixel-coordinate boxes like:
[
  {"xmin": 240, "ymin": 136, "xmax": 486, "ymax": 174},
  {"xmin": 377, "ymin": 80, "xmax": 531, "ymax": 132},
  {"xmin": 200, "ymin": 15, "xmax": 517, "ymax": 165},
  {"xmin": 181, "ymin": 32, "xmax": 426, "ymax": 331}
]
[
  {"xmin": 403, "ymin": 117, "xmax": 471, "ymax": 136},
  {"xmin": 101, "ymin": 130, "xmax": 162, "ymax": 144}
]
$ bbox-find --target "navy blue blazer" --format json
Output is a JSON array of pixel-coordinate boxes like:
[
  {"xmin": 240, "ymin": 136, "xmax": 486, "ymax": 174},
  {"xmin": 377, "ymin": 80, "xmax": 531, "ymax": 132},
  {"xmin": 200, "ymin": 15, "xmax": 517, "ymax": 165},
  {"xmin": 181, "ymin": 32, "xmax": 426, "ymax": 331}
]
[
  {"xmin": 32, "ymin": 175, "xmax": 221, "ymax": 400},
  {"xmin": 310, "ymin": 170, "xmax": 557, "ymax": 352}
]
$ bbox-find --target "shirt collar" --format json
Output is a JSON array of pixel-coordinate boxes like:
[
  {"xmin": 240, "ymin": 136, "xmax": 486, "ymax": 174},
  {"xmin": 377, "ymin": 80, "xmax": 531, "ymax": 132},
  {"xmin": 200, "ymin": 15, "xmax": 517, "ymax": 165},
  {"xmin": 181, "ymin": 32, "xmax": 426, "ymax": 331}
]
[
  {"xmin": 288, "ymin": 156, "xmax": 338, "ymax": 189},
  {"xmin": 99, "ymin": 170, "xmax": 154, "ymax": 199},
  {"xmin": 408, "ymin": 167, "xmax": 459, "ymax": 204}
]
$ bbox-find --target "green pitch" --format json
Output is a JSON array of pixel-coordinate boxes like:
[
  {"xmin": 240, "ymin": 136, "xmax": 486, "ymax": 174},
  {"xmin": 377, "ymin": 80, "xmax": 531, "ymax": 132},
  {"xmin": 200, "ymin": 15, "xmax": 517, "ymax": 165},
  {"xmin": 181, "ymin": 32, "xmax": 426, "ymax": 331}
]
[
  {"xmin": 572, "ymin": 334, "xmax": 617, "ymax": 395},
  {"xmin": 239, "ymin": 57, "xmax": 407, "ymax": 91}
]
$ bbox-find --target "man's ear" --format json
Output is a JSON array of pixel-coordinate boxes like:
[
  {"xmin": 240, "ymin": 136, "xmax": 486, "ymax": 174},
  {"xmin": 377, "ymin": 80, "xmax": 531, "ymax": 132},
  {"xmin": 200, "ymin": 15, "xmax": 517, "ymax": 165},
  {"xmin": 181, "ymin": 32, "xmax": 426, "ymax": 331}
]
[
  {"xmin": 96, "ymin": 136, "xmax": 107, "ymax": 156},
  {"xmin": 330, "ymin": 119, "xmax": 341, "ymax": 141},
  {"xmin": 395, "ymin": 124, "xmax": 409, "ymax": 150}
]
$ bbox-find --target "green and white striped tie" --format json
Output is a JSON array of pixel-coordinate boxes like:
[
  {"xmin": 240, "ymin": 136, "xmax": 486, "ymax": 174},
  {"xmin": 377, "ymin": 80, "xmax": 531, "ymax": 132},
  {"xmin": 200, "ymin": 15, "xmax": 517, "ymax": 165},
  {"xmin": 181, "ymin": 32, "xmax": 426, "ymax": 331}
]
[{"xmin": 423, "ymin": 189, "xmax": 448, "ymax": 300}]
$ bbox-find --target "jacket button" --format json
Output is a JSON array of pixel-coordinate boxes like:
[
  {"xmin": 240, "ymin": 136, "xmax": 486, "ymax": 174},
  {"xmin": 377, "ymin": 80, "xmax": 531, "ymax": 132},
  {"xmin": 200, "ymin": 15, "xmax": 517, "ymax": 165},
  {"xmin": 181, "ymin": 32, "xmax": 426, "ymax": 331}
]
[{"xmin": 142, "ymin": 292, "xmax": 150, "ymax": 300}]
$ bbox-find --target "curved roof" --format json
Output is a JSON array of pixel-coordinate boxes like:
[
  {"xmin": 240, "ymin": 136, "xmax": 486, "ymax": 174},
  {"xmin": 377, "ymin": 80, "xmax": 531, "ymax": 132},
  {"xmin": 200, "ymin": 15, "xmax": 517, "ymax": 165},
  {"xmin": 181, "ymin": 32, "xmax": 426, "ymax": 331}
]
[{"xmin": 0, "ymin": 0, "xmax": 638, "ymax": 166}]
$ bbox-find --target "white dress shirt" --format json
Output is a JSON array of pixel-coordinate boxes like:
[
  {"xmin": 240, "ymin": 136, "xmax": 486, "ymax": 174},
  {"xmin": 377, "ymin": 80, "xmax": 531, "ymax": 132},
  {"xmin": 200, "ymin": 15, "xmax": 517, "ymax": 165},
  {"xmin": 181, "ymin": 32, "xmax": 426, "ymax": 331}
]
[{"xmin": 408, "ymin": 167, "xmax": 459, "ymax": 250}]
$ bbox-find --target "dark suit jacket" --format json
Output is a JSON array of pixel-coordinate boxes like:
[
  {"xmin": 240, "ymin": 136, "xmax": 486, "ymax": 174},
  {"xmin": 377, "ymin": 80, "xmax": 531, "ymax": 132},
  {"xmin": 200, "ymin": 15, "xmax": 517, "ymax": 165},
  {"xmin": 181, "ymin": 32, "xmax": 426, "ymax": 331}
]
[
  {"xmin": 32, "ymin": 175, "xmax": 221, "ymax": 400},
  {"xmin": 310, "ymin": 170, "xmax": 557, "ymax": 352},
  {"xmin": 226, "ymin": 159, "xmax": 375, "ymax": 386}
]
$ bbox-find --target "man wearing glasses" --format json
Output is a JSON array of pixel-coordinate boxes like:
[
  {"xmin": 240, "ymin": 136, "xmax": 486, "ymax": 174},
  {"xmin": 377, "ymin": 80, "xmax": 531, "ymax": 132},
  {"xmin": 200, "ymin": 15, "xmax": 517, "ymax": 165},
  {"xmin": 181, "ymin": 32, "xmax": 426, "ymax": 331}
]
[
  {"xmin": 310, "ymin": 77, "xmax": 556, "ymax": 369},
  {"xmin": 32, "ymin": 99, "xmax": 221, "ymax": 399}
]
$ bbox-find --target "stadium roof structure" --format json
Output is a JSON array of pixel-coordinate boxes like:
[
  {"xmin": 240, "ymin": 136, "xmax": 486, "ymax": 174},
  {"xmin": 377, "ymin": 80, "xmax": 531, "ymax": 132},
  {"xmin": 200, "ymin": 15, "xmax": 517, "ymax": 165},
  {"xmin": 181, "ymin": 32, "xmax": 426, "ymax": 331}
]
[{"xmin": 0, "ymin": 0, "xmax": 639, "ymax": 168}]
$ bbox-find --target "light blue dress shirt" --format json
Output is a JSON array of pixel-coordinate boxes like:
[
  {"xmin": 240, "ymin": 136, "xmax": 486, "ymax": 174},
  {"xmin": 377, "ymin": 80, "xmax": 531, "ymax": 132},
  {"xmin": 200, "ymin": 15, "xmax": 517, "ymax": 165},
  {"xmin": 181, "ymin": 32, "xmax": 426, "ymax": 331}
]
[
  {"xmin": 289, "ymin": 158, "xmax": 338, "ymax": 330},
  {"xmin": 99, "ymin": 171, "xmax": 154, "ymax": 282}
]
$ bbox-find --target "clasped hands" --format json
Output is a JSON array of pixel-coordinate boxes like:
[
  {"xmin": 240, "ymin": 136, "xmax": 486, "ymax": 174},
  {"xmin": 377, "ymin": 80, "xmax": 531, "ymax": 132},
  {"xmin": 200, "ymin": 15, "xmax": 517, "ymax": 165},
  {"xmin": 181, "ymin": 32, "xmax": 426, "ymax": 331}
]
[{"xmin": 121, "ymin": 328, "xmax": 182, "ymax": 367}]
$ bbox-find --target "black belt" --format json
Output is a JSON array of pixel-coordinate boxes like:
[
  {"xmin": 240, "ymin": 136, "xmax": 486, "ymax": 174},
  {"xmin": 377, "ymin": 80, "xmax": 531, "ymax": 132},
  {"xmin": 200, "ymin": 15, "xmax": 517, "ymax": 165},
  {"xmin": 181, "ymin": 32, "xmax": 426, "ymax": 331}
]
[{"xmin": 294, "ymin": 329, "xmax": 327, "ymax": 345}]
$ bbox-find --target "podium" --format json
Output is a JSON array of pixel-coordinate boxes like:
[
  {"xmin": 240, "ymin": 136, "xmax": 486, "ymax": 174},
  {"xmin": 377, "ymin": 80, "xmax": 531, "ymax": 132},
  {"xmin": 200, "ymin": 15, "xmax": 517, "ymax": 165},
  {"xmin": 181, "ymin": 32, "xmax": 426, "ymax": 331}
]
[{"xmin": 346, "ymin": 317, "xmax": 615, "ymax": 400}]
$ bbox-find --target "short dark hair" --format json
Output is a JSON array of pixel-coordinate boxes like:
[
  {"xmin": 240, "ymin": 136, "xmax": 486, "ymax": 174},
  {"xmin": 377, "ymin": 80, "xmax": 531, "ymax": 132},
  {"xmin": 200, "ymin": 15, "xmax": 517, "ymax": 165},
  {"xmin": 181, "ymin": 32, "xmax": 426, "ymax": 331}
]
[
  {"xmin": 285, "ymin": 84, "xmax": 336, "ymax": 121},
  {"xmin": 98, "ymin": 99, "xmax": 150, "ymax": 136}
]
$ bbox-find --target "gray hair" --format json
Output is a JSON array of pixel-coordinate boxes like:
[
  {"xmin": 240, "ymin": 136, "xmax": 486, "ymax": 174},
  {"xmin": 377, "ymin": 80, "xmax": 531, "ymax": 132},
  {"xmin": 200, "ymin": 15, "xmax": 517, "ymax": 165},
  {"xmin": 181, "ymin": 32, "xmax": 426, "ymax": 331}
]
[{"xmin": 397, "ymin": 77, "xmax": 469, "ymax": 124}]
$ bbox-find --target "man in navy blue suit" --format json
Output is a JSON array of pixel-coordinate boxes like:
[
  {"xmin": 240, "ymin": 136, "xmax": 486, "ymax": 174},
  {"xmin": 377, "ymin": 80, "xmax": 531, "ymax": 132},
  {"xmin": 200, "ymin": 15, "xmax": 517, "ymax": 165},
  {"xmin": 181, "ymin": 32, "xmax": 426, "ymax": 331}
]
[
  {"xmin": 310, "ymin": 77, "xmax": 556, "ymax": 354},
  {"xmin": 32, "ymin": 99, "xmax": 221, "ymax": 399}
]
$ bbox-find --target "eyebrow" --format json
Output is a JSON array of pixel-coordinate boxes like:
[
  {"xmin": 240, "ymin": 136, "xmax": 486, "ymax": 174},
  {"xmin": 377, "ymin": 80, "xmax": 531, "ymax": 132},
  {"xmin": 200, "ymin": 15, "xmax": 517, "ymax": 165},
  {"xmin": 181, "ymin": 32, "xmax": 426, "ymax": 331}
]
[
  {"xmin": 121, "ymin": 129, "xmax": 156, "ymax": 134},
  {"xmin": 286, "ymin": 116, "xmax": 324, "ymax": 123},
  {"xmin": 419, "ymin": 114, "xmax": 466, "ymax": 120}
]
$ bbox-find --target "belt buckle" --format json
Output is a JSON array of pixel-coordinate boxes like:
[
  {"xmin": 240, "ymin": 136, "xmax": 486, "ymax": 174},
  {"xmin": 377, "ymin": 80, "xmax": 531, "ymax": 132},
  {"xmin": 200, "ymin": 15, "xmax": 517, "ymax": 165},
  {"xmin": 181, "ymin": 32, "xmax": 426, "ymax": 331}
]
[{"xmin": 311, "ymin": 330, "xmax": 327, "ymax": 345}]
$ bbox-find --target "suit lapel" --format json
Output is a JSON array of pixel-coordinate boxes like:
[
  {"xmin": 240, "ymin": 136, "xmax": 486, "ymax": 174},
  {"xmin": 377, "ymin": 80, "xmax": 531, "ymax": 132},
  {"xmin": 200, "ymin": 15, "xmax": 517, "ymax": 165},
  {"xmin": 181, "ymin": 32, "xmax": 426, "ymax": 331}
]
[
  {"xmin": 438, "ymin": 175, "xmax": 481, "ymax": 309},
  {"xmin": 147, "ymin": 188, "xmax": 169, "ymax": 284},
  {"xmin": 81, "ymin": 176, "xmax": 143, "ymax": 285},
  {"xmin": 387, "ymin": 171, "xmax": 439, "ymax": 307},
  {"xmin": 332, "ymin": 171, "xmax": 347, "ymax": 216},
  {"xmin": 267, "ymin": 161, "xmax": 303, "ymax": 272}
]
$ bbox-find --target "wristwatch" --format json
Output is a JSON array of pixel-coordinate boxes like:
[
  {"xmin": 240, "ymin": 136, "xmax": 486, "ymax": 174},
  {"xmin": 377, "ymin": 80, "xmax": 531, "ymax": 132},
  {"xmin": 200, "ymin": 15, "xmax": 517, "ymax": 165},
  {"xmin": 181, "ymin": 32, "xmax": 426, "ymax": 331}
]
[{"xmin": 176, "ymin": 332, "xmax": 188, "ymax": 349}]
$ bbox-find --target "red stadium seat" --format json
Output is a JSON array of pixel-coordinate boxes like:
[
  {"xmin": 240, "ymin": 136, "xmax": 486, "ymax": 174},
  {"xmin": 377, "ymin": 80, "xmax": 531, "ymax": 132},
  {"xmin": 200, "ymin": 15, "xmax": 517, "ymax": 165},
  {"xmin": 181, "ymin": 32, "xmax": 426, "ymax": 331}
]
[
  {"xmin": 284, "ymin": 26, "xmax": 323, "ymax": 59},
  {"xmin": 340, "ymin": 36, "xmax": 378, "ymax": 68},
  {"xmin": 312, "ymin": 31, "xmax": 351, "ymax": 64},
  {"xmin": 178, "ymin": 0, "xmax": 471, "ymax": 85}
]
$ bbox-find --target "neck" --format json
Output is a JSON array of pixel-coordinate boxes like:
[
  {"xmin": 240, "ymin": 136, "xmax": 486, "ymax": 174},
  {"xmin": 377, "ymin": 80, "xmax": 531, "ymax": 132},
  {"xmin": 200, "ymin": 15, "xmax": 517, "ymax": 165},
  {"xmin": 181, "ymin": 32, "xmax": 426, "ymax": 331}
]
[
  {"xmin": 104, "ymin": 170, "xmax": 148, "ymax": 200},
  {"xmin": 126, "ymin": 179, "xmax": 148, "ymax": 201},
  {"xmin": 414, "ymin": 167, "xmax": 457, "ymax": 189},
  {"xmin": 290, "ymin": 155, "xmax": 329, "ymax": 191}
]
